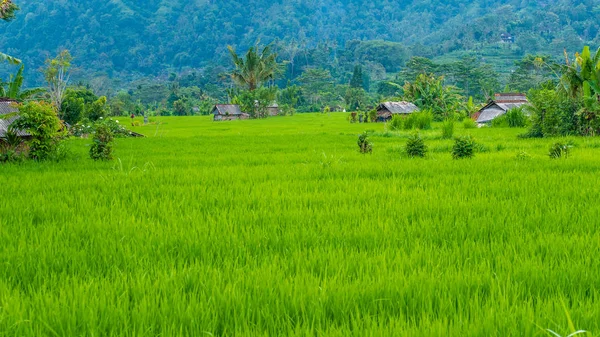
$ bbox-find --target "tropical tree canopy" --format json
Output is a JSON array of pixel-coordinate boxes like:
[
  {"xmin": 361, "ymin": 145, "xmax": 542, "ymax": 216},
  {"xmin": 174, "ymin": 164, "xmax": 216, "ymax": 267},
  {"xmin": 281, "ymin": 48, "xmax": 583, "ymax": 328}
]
[{"xmin": 228, "ymin": 44, "xmax": 279, "ymax": 91}]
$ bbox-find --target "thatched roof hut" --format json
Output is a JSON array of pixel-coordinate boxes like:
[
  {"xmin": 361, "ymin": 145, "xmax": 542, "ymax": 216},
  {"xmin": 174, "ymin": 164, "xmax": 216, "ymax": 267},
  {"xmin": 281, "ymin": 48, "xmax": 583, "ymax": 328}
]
[
  {"xmin": 267, "ymin": 103, "xmax": 279, "ymax": 116},
  {"xmin": 0, "ymin": 99, "xmax": 28, "ymax": 138},
  {"xmin": 376, "ymin": 101, "xmax": 419, "ymax": 122},
  {"xmin": 475, "ymin": 93, "xmax": 528, "ymax": 124},
  {"xmin": 212, "ymin": 104, "xmax": 249, "ymax": 121}
]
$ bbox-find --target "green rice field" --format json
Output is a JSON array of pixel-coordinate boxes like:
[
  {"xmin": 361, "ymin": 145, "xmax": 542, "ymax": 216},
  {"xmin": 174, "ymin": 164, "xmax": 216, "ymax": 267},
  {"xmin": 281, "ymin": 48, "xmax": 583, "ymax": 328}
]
[{"xmin": 1, "ymin": 113, "xmax": 599, "ymax": 336}]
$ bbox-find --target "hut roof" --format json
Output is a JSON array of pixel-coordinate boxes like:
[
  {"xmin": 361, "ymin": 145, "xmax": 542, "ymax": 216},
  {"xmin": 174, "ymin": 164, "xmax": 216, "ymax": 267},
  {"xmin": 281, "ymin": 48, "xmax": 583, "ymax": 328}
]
[
  {"xmin": 476, "ymin": 94, "xmax": 528, "ymax": 123},
  {"xmin": 0, "ymin": 99, "xmax": 28, "ymax": 138},
  {"xmin": 213, "ymin": 104, "xmax": 243, "ymax": 116},
  {"xmin": 377, "ymin": 101, "xmax": 419, "ymax": 114}
]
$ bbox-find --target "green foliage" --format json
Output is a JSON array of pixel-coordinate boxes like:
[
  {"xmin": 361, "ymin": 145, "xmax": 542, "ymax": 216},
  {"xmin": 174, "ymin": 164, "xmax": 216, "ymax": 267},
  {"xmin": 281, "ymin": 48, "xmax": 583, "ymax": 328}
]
[
  {"xmin": 228, "ymin": 44, "xmax": 279, "ymax": 91},
  {"xmin": 0, "ymin": 0, "xmax": 18, "ymax": 21},
  {"xmin": 506, "ymin": 107, "xmax": 529, "ymax": 128},
  {"xmin": 405, "ymin": 133, "xmax": 428, "ymax": 158},
  {"xmin": 89, "ymin": 120, "xmax": 114, "ymax": 161},
  {"xmin": 0, "ymin": 129, "xmax": 25, "ymax": 163},
  {"xmin": 0, "ymin": 65, "xmax": 43, "ymax": 101},
  {"xmin": 403, "ymin": 74, "xmax": 462, "ymax": 120},
  {"xmin": 279, "ymin": 84, "xmax": 300, "ymax": 109},
  {"xmin": 491, "ymin": 114, "xmax": 509, "ymax": 128},
  {"xmin": 508, "ymin": 55, "xmax": 558, "ymax": 92},
  {"xmin": 404, "ymin": 111, "xmax": 433, "ymax": 130},
  {"xmin": 525, "ymin": 89, "xmax": 579, "ymax": 137},
  {"xmin": 357, "ymin": 131, "xmax": 372, "ymax": 154},
  {"xmin": 388, "ymin": 114, "xmax": 403, "ymax": 131},
  {"xmin": 463, "ymin": 118, "xmax": 477, "ymax": 129},
  {"xmin": 441, "ymin": 119, "xmax": 455, "ymax": 139},
  {"xmin": 11, "ymin": 101, "xmax": 65, "ymax": 160},
  {"xmin": 452, "ymin": 135, "xmax": 476, "ymax": 159},
  {"xmin": 230, "ymin": 87, "xmax": 277, "ymax": 118},
  {"xmin": 549, "ymin": 142, "xmax": 573, "ymax": 159},
  {"xmin": 85, "ymin": 96, "xmax": 110, "ymax": 122},
  {"xmin": 61, "ymin": 87, "xmax": 99, "ymax": 125},
  {"xmin": 349, "ymin": 65, "xmax": 364, "ymax": 89},
  {"xmin": 368, "ymin": 109, "xmax": 377, "ymax": 123}
]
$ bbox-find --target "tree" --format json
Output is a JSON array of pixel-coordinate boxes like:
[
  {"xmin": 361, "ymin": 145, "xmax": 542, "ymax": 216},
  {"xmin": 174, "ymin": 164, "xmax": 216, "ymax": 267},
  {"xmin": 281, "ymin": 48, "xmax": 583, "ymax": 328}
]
[
  {"xmin": 350, "ymin": 65, "xmax": 364, "ymax": 89},
  {"xmin": 508, "ymin": 55, "xmax": 558, "ymax": 92},
  {"xmin": 43, "ymin": 50, "xmax": 73, "ymax": 115},
  {"xmin": 403, "ymin": 74, "xmax": 463, "ymax": 120},
  {"xmin": 228, "ymin": 44, "xmax": 279, "ymax": 91},
  {"xmin": 61, "ymin": 87, "xmax": 98, "ymax": 125},
  {"xmin": 0, "ymin": 0, "xmax": 18, "ymax": 22}
]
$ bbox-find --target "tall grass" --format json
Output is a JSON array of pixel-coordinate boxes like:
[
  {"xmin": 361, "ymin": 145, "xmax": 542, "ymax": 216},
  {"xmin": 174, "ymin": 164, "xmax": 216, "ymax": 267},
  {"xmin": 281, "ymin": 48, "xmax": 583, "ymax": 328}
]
[{"xmin": 0, "ymin": 114, "xmax": 599, "ymax": 336}]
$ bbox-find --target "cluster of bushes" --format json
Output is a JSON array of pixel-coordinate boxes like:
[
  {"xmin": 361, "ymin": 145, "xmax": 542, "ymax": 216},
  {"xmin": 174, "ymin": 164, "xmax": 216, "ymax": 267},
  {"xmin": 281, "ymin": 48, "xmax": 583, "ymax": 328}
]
[
  {"xmin": 387, "ymin": 111, "xmax": 433, "ymax": 131},
  {"xmin": 1, "ymin": 101, "xmax": 130, "ymax": 164}
]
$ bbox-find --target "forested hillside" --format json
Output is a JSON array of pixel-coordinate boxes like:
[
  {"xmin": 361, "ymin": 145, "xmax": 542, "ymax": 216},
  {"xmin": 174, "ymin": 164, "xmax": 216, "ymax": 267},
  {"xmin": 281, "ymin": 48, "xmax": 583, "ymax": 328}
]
[{"xmin": 1, "ymin": 0, "xmax": 598, "ymax": 83}]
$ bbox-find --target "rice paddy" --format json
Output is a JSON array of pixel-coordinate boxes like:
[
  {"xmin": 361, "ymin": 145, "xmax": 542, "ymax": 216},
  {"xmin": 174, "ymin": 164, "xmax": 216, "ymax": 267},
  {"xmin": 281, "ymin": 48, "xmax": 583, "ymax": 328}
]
[{"xmin": 1, "ymin": 113, "xmax": 599, "ymax": 336}]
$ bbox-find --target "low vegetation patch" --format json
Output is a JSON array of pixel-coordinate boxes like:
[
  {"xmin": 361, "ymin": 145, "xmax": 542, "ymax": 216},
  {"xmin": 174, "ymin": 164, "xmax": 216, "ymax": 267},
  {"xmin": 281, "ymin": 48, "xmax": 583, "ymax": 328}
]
[{"xmin": 452, "ymin": 135, "xmax": 476, "ymax": 159}]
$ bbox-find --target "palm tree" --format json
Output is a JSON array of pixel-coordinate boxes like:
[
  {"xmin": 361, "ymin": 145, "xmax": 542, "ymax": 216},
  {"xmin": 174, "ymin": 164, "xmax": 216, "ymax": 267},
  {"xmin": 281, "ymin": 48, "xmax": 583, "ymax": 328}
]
[{"xmin": 228, "ymin": 44, "xmax": 279, "ymax": 91}]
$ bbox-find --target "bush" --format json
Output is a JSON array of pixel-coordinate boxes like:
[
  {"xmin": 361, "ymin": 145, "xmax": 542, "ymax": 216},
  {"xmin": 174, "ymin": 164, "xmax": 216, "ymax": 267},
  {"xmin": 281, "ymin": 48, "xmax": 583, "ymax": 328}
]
[
  {"xmin": 12, "ymin": 101, "xmax": 66, "ymax": 161},
  {"xmin": 368, "ymin": 109, "xmax": 377, "ymax": 122},
  {"xmin": 452, "ymin": 135, "xmax": 476, "ymax": 159},
  {"xmin": 405, "ymin": 133, "xmax": 428, "ymax": 158},
  {"xmin": 90, "ymin": 121, "xmax": 115, "ymax": 160},
  {"xmin": 549, "ymin": 142, "xmax": 573, "ymax": 159},
  {"xmin": 0, "ymin": 130, "xmax": 26, "ymax": 163},
  {"xmin": 506, "ymin": 107, "xmax": 528, "ymax": 127},
  {"xmin": 404, "ymin": 111, "xmax": 433, "ymax": 130},
  {"xmin": 389, "ymin": 115, "xmax": 403, "ymax": 131},
  {"xmin": 441, "ymin": 119, "xmax": 454, "ymax": 139},
  {"xmin": 357, "ymin": 131, "xmax": 373, "ymax": 154},
  {"xmin": 463, "ymin": 118, "xmax": 477, "ymax": 129},
  {"xmin": 491, "ymin": 115, "xmax": 509, "ymax": 128}
]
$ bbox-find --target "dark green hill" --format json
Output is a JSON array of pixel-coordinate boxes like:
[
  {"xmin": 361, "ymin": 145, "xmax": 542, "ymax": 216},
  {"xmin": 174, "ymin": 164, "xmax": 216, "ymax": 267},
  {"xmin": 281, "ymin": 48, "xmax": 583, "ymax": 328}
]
[{"xmin": 1, "ymin": 0, "xmax": 598, "ymax": 82}]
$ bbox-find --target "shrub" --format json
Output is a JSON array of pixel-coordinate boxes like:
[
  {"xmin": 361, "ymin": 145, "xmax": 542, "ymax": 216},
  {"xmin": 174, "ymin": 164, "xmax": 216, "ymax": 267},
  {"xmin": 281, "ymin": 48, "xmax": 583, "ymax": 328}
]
[
  {"xmin": 389, "ymin": 115, "xmax": 403, "ymax": 131},
  {"xmin": 404, "ymin": 111, "xmax": 433, "ymax": 130},
  {"xmin": 549, "ymin": 142, "xmax": 573, "ymax": 159},
  {"xmin": 452, "ymin": 135, "xmax": 476, "ymax": 159},
  {"xmin": 491, "ymin": 115, "xmax": 509, "ymax": 128},
  {"xmin": 405, "ymin": 133, "xmax": 428, "ymax": 158},
  {"xmin": 12, "ymin": 101, "xmax": 66, "ymax": 161},
  {"xmin": 90, "ymin": 121, "xmax": 115, "ymax": 160},
  {"xmin": 0, "ymin": 129, "xmax": 26, "ymax": 163},
  {"xmin": 357, "ymin": 131, "xmax": 372, "ymax": 154},
  {"xmin": 463, "ymin": 118, "xmax": 477, "ymax": 129},
  {"xmin": 368, "ymin": 109, "xmax": 378, "ymax": 122},
  {"xmin": 506, "ymin": 107, "xmax": 528, "ymax": 128},
  {"xmin": 441, "ymin": 119, "xmax": 454, "ymax": 139}
]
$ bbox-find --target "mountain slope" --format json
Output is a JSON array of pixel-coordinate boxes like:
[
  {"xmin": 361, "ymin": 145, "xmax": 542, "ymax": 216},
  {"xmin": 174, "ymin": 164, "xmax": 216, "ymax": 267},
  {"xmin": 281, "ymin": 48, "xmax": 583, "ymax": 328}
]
[{"xmin": 0, "ymin": 0, "xmax": 598, "ymax": 80}]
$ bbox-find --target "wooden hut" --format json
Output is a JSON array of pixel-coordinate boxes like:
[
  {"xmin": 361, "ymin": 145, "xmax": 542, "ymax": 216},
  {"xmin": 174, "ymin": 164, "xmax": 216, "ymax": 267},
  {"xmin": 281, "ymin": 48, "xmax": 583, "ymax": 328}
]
[
  {"xmin": 267, "ymin": 103, "xmax": 280, "ymax": 116},
  {"xmin": 474, "ymin": 93, "xmax": 528, "ymax": 124},
  {"xmin": 376, "ymin": 102, "xmax": 419, "ymax": 122},
  {"xmin": 212, "ymin": 104, "xmax": 249, "ymax": 121},
  {"xmin": 0, "ymin": 99, "xmax": 29, "ymax": 139}
]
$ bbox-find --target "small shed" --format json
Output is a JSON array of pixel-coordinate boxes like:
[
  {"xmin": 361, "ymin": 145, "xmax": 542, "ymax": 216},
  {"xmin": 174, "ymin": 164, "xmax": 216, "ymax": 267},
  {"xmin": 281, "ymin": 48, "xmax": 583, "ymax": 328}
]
[
  {"xmin": 267, "ymin": 103, "xmax": 279, "ymax": 116},
  {"xmin": 376, "ymin": 101, "xmax": 419, "ymax": 122},
  {"xmin": 212, "ymin": 104, "xmax": 249, "ymax": 121},
  {"xmin": 475, "ymin": 93, "xmax": 528, "ymax": 124},
  {"xmin": 0, "ymin": 99, "xmax": 28, "ymax": 139}
]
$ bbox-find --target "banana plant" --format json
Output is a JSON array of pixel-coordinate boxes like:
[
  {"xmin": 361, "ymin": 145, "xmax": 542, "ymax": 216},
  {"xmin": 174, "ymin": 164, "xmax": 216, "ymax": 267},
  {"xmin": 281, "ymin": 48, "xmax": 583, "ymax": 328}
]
[{"xmin": 0, "ymin": 65, "xmax": 45, "ymax": 101}]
